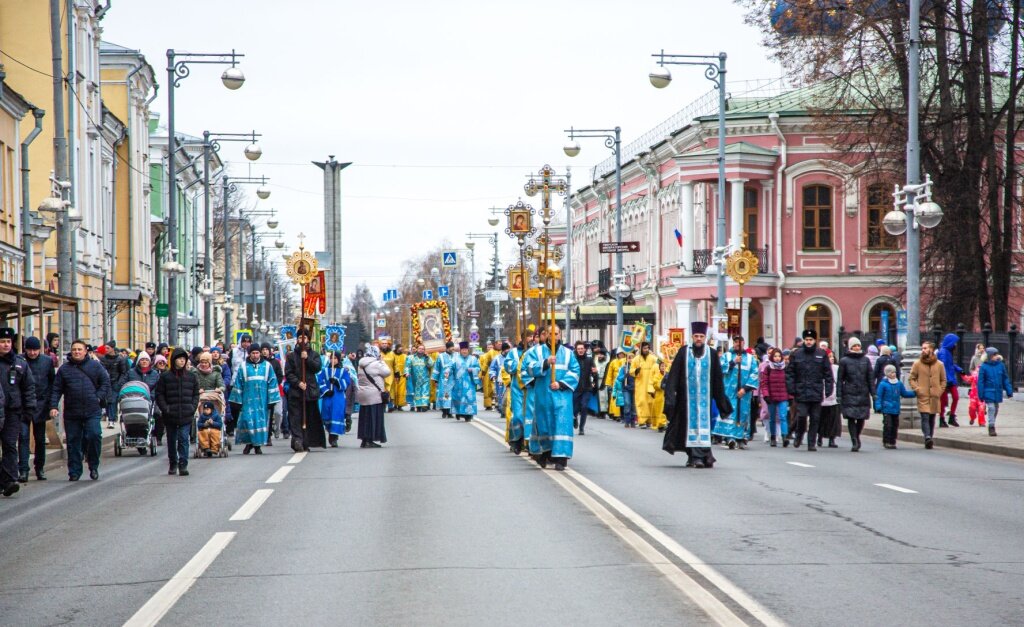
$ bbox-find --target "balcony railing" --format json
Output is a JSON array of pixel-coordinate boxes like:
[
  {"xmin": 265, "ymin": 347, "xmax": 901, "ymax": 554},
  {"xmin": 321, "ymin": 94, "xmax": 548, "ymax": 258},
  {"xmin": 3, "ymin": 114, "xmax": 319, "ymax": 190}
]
[
  {"xmin": 598, "ymin": 267, "xmax": 611, "ymax": 296},
  {"xmin": 690, "ymin": 247, "xmax": 770, "ymax": 275}
]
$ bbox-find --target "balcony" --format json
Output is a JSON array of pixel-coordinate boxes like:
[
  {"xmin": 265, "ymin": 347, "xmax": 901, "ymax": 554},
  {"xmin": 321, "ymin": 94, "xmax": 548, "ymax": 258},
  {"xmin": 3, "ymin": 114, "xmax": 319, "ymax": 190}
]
[{"xmin": 690, "ymin": 246, "xmax": 770, "ymax": 274}]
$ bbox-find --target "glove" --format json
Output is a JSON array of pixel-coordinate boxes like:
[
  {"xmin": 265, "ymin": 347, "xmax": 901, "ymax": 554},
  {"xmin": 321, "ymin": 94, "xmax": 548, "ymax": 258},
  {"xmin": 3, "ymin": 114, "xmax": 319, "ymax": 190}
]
[
  {"xmin": 323, "ymin": 389, "xmax": 334, "ymax": 398},
  {"xmin": 331, "ymin": 378, "xmax": 340, "ymax": 388}
]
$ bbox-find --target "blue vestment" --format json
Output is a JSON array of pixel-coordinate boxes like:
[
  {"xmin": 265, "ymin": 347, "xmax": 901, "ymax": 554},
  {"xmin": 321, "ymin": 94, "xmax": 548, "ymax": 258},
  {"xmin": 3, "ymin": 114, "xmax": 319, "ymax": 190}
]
[
  {"xmin": 404, "ymin": 353, "xmax": 433, "ymax": 408},
  {"xmin": 317, "ymin": 365, "xmax": 351, "ymax": 436},
  {"xmin": 522, "ymin": 343, "xmax": 580, "ymax": 459},
  {"xmin": 451, "ymin": 354, "xmax": 480, "ymax": 416},
  {"xmin": 431, "ymin": 352, "xmax": 456, "ymax": 410},
  {"xmin": 229, "ymin": 359, "xmax": 281, "ymax": 446},
  {"xmin": 686, "ymin": 348, "xmax": 714, "ymax": 448},
  {"xmin": 713, "ymin": 350, "xmax": 759, "ymax": 442},
  {"xmin": 504, "ymin": 347, "xmax": 530, "ymax": 441}
]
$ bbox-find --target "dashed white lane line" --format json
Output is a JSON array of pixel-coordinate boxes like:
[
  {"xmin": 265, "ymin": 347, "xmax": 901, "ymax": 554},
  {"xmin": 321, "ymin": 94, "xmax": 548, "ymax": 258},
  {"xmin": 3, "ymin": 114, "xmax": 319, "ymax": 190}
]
[
  {"xmin": 875, "ymin": 483, "xmax": 918, "ymax": 494},
  {"xmin": 123, "ymin": 532, "xmax": 236, "ymax": 627},
  {"xmin": 786, "ymin": 462, "xmax": 815, "ymax": 468},
  {"xmin": 266, "ymin": 465, "xmax": 294, "ymax": 484},
  {"xmin": 229, "ymin": 489, "xmax": 274, "ymax": 521},
  {"xmin": 287, "ymin": 452, "xmax": 307, "ymax": 465},
  {"xmin": 469, "ymin": 417, "xmax": 783, "ymax": 627}
]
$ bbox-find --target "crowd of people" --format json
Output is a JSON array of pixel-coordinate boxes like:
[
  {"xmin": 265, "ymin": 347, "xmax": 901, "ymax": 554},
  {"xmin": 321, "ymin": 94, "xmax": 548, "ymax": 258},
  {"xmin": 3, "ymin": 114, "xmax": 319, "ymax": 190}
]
[{"xmin": 0, "ymin": 320, "xmax": 1015, "ymax": 495}]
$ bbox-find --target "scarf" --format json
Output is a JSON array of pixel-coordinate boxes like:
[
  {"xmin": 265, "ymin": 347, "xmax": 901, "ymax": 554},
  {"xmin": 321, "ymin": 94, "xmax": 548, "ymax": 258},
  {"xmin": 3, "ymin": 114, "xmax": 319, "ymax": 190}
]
[
  {"xmin": 197, "ymin": 362, "xmax": 213, "ymax": 374},
  {"xmin": 768, "ymin": 360, "xmax": 786, "ymax": 370}
]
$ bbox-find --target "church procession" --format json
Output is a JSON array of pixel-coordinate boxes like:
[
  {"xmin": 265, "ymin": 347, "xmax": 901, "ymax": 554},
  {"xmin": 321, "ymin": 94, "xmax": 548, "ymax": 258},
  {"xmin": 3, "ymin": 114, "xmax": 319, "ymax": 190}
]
[{"xmin": 1, "ymin": 2, "xmax": 1023, "ymax": 626}]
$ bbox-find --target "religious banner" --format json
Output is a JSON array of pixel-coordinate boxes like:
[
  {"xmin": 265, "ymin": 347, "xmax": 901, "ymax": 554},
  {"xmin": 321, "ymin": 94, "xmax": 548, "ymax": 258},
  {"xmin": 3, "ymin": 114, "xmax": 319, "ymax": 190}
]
[
  {"xmin": 324, "ymin": 325, "xmax": 346, "ymax": 352},
  {"xmin": 619, "ymin": 329, "xmax": 634, "ymax": 353},
  {"xmin": 661, "ymin": 328, "xmax": 686, "ymax": 362},
  {"xmin": 411, "ymin": 300, "xmax": 452, "ymax": 353},
  {"xmin": 303, "ymin": 270, "xmax": 327, "ymax": 317},
  {"xmin": 279, "ymin": 325, "xmax": 297, "ymax": 342}
]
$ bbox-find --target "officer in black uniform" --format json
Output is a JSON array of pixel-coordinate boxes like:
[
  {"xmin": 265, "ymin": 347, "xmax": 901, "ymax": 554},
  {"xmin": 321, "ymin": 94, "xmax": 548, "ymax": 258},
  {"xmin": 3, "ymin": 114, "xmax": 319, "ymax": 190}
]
[{"xmin": 0, "ymin": 327, "xmax": 36, "ymax": 496}]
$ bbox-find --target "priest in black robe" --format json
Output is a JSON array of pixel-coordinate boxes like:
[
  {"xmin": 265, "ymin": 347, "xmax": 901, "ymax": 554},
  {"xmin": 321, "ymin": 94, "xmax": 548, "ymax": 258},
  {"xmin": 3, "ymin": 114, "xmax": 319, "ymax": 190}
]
[{"xmin": 285, "ymin": 328, "xmax": 325, "ymax": 451}]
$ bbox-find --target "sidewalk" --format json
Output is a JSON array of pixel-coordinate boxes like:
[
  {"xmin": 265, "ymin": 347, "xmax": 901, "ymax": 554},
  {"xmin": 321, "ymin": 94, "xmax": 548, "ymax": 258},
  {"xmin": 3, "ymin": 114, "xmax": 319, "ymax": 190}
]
[{"xmin": 863, "ymin": 394, "xmax": 1024, "ymax": 459}]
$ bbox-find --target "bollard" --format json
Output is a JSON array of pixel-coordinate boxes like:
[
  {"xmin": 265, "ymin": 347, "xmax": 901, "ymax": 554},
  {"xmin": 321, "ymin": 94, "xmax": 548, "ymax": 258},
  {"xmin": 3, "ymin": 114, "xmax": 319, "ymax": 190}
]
[{"xmin": 982, "ymin": 321, "xmax": 992, "ymax": 348}]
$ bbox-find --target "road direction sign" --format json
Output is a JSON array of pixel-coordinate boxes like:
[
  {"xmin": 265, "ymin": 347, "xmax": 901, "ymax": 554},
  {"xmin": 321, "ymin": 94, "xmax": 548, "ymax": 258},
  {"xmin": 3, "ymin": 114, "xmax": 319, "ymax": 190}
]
[
  {"xmin": 484, "ymin": 290, "xmax": 509, "ymax": 302},
  {"xmin": 422, "ymin": 289, "xmax": 433, "ymax": 300},
  {"xmin": 442, "ymin": 251, "xmax": 458, "ymax": 267},
  {"xmin": 438, "ymin": 285, "xmax": 450, "ymax": 298},
  {"xmin": 599, "ymin": 241, "xmax": 640, "ymax": 254},
  {"xmin": 467, "ymin": 310, "xmax": 480, "ymax": 318}
]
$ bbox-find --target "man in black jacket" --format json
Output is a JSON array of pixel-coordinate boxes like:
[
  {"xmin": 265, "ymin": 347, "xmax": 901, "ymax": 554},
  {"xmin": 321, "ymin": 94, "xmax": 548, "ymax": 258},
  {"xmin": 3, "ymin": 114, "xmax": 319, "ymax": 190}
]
[
  {"xmin": 785, "ymin": 329, "xmax": 835, "ymax": 451},
  {"xmin": 0, "ymin": 328, "xmax": 35, "ymax": 495},
  {"xmin": 50, "ymin": 339, "xmax": 110, "ymax": 481},
  {"xmin": 156, "ymin": 348, "xmax": 200, "ymax": 476},
  {"xmin": 572, "ymin": 341, "xmax": 597, "ymax": 435},
  {"xmin": 99, "ymin": 340, "xmax": 128, "ymax": 429},
  {"xmin": 285, "ymin": 328, "xmax": 324, "ymax": 452},
  {"xmin": 20, "ymin": 337, "xmax": 55, "ymax": 481}
]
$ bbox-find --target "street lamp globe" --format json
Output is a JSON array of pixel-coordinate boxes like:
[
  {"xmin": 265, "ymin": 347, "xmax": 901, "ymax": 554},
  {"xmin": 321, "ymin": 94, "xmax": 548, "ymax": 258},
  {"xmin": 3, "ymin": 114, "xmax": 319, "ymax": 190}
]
[
  {"xmin": 883, "ymin": 209, "xmax": 909, "ymax": 236},
  {"xmin": 563, "ymin": 141, "xmax": 581, "ymax": 158},
  {"xmin": 915, "ymin": 201, "xmax": 943, "ymax": 229},
  {"xmin": 266, "ymin": 218, "xmax": 279, "ymax": 229},
  {"xmin": 487, "ymin": 218, "xmax": 499, "ymax": 227},
  {"xmin": 243, "ymin": 142, "xmax": 262, "ymax": 161},
  {"xmin": 275, "ymin": 238, "xmax": 285, "ymax": 248},
  {"xmin": 649, "ymin": 66, "xmax": 672, "ymax": 89},
  {"xmin": 465, "ymin": 242, "xmax": 475, "ymax": 250},
  {"xmin": 259, "ymin": 322, "xmax": 268, "ymax": 333},
  {"xmin": 416, "ymin": 278, "xmax": 425, "ymax": 286},
  {"xmin": 256, "ymin": 185, "xmax": 271, "ymax": 200},
  {"xmin": 220, "ymin": 66, "xmax": 245, "ymax": 90}
]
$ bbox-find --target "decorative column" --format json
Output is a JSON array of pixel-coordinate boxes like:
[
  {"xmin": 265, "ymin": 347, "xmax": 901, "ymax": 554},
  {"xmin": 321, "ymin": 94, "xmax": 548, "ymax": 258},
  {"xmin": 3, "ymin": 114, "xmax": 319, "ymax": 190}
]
[
  {"xmin": 729, "ymin": 178, "xmax": 747, "ymax": 249},
  {"xmin": 680, "ymin": 181, "xmax": 695, "ymax": 274}
]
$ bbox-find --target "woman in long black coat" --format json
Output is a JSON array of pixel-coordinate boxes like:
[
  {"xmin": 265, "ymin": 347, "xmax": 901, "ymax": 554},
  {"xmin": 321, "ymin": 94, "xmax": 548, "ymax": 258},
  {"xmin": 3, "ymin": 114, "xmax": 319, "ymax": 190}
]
[
  {"xmin": 285, "ymin": 329, "xmax": 324, "ymax": 451},
  {"xmin": 836, "ymin": 338, "xmax": 874, "ymax": 452}
]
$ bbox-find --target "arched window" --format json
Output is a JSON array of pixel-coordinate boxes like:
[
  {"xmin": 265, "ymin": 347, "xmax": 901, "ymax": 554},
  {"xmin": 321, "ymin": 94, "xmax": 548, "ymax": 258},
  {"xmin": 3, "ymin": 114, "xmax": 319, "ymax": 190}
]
[
  {"xmin": 804, "ymin": 303, "xmax": 833, "ymax": 344},
  {"xmin": 868, "ymin": 301, "xmax": 897, "ymax": 345},
  {"xmin": 867, "ymin": 183, "xmax": 898, "ymax": 249},
  {"xmin": 802, "ymin": 184, "xmax": 833, "ymax": 250}
]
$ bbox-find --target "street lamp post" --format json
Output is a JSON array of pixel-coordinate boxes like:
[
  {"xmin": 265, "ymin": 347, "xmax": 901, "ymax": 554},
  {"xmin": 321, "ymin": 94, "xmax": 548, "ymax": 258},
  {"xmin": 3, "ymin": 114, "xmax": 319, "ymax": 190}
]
[
  {"xmin": 166, "ymin": 48, "xmax": 245, "ymax": 344},
  {"xmin": 221, "ymin": 175, "xmax": 271, "ymax": 342},
  {"xmin": 564, "ymin": 128, "xmax": 622, "ymax": 343},
  {"xmin": 649, "ymin": 50, "xmax": 728, "ymax": 322},
  {"xmin": 468, "ymin": 231, "xmax": 501, "ymax": 341}
]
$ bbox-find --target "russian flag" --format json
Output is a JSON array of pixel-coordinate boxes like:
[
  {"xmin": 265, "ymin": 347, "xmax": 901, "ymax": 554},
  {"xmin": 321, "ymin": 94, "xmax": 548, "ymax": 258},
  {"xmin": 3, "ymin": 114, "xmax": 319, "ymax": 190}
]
[{"xmin": 674, "ymin": 229, "xmax": 683, "ymax": 247}]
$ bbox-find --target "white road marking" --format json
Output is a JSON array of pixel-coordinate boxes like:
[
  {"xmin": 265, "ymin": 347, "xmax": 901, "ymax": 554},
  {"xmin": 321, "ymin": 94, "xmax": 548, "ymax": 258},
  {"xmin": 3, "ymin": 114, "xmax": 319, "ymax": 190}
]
[
  {"xmin": 786, "ymin": 462, "xmax": 815, "ymax": 468},
  {"xmin": 123, "ymin": 532, "xmax": 235, "ymax": 627},
  {"xmin": 469, "ymin": 418, "xmax": 783, "ymax": 627},
  {"xmin": 266, "ymin": 465, "xmax": 293, "ymax": 484},
  {"xmin": 229, "ymin": 489, "xmax": 274, "ymax": 521},
  {"xmin": 875, "ymin": 483, "xmax": 918, "ymax": 494},
  {"xmin": 287, "ymin": 452, "xmax": 307, "ymax": 465}
]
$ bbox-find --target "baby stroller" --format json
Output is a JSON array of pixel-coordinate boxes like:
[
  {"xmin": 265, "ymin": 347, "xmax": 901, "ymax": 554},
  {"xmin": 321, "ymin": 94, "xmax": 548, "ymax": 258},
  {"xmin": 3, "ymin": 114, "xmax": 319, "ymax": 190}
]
[
  {"xmin": 116, "ymin": 381, "xmax": 157, "ymax": 457},
  {"xmin": 194, "ymin": 389, "xmax": 230, "ymax": 458}
]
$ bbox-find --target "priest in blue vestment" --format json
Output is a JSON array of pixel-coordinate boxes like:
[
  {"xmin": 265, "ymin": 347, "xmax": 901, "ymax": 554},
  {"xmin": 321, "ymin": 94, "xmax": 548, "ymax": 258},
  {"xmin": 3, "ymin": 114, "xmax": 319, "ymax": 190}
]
[
  {"xmin": 521, "ymin": 326, "xmax": 579, "ymax": 471},
  {"xmin": 451, "ymin": 342, "xmax": 480, "ymax": 421}
]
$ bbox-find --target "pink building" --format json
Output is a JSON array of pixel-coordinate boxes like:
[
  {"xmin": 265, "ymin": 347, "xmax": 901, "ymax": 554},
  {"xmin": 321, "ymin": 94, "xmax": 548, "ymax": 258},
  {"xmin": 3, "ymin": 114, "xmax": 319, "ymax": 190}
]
[{"xmin": 568, "ymin": 83, "xmax": 1024, "ymax": 349}]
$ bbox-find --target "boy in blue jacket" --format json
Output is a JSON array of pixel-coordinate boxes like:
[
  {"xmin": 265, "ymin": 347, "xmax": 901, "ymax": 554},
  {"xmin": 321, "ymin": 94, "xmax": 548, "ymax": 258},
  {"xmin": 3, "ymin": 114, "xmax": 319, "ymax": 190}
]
[
  {"xmin": 875, "ymin": 364, "xmax": 916, "ymax": 449},
  {"xmin": 976, "ymin": 347, "xmax": 1013, "ymax": 437},
  {"xmin": 197, "ymin": 401, "xmax": 223, "ymax": 457}
]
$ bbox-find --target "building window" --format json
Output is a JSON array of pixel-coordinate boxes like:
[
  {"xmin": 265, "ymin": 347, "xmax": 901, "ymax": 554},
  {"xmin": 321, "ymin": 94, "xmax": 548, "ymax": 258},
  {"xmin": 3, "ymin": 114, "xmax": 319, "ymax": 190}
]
[
  {"xmin": 867, "ymin": 183, "xmax": 898, "ymax": 249},
  {"xmin": 744, "ymin": 188, "xmax": 759, "ymax": 249},
  {"xmin": 802, "ymin": 184, "xmax": 833, "ymax": 250},
  {"xmin": 804, "ymin": 303, "xmax": 833, "ymax": 343},
  {"xmin": 868, "ymin": 301, "xmax": 897, "ymax": 345}
]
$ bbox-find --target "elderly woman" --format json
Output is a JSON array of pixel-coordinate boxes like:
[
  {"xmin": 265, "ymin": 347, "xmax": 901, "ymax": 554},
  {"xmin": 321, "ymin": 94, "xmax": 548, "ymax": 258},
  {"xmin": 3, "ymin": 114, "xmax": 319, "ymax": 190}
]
[{"xmin": 356, "ymin": 345, "xmax": 392, "ymax": 448}]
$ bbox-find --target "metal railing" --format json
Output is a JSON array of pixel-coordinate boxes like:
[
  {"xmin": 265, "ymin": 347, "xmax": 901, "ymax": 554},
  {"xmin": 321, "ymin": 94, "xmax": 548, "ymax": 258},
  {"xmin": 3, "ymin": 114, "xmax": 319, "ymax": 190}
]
[
  {"xmin": 598, "ymin": 268, "xmax": 611, "ymax": 296},
  {"xmin": 690, "ymin": 247, "xmax": 770, "ymax": 275}
]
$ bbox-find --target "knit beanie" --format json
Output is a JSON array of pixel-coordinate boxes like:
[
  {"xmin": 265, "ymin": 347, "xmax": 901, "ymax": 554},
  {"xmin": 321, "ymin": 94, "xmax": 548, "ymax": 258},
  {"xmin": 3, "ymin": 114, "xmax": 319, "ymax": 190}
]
[
  {"xmin": 986, "ymin": 347, "xmax": 999, "ymax": 357},
  {"xmin": 848, "ymin": 337, "xmax": 862, "ymax": 350},
  {"xmin": 884, "ymin": 364, "xmax": 897, "ymax": 377}
]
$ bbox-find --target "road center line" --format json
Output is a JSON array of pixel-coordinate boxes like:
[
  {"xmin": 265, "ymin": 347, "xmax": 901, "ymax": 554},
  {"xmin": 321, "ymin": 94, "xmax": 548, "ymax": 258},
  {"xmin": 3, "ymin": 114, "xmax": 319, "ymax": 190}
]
[
  {"xmin": 287, "ymin": 452, "xmax": 307, "ymax": 465},
  {"xmin": 229, "ymin": 489, "xmax": 274, "ymax": 521},
  {"xmin": 786, "ymin": 462, "xmax": 815, "ymax": 468},
  {"xmin": 469, "ymin": 418, "xmax": 780, "ymax": 627},
  {"xmin": 875, "ymin": 483, "xmax": 918, "ymax": 494},
  {"xmin": 123, "ymin": 531, "xmax": 235, "ymax": 627},
  {"xmin": 266, "ymin": 465, "xmax": 293, "ymax": 484}
]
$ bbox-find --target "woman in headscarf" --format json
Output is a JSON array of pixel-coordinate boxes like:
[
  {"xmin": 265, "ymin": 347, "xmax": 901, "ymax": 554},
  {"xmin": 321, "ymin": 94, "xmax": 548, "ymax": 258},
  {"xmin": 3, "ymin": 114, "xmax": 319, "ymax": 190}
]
[
  {"xmin": 317, "ymin": 351, "xmax": 351, "ymax": 447},
  {"xmin": 356, "ymin": 345, "xmax": 391, "ymax": 448}
]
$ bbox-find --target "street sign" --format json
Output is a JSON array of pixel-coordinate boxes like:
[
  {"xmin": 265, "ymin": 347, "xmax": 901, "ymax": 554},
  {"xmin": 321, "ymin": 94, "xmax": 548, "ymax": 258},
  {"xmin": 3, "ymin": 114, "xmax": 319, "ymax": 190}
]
[
  {"xmin": 438, "ymin": 285, "xmax": 450, "ymax": 298},
  {"xmin": 389, "ymin": 289, "xmax": 398, "ymax": 301},
  {"xmin": 896, "ymin": 309, "xmax": 908, "ymax": 350},
  {"xmin": 599, "ymin": 241, "xmax": 640, "ymax": 254},
  {"xmin": 442, "ymin": 251, "xmax": 458, "ymax": 267},
  {"xmin": 880, "ymin": 310, "xmax": 890, "ymax": 341},
  {"xmin": 383, "ymin": 292, "xmax": 390, "ymax": 303},
  {"xmin": 484, "ymin": 289, "xmax": 509, "ymax": 302},
  {"xmin": 525, "ymin": 288, "xmax": 542, "ymax": 298},
  {"xmin": 470, "ymin": 331, "xmax": 480, "ymax": 342},
  {"xmin": 422, "ymin": 289, "xmax": 433, "ymax": 300},
  {"xmin": 467, "ymin": 310, "xmax": 480, "ymax": 318},
  {"xmin": 376, "ymin": 318, "xmax": 386, "ymax": 328},
  {"xmin": 155, "ymin": 303, "xmax": 169, "ymax": 318}
]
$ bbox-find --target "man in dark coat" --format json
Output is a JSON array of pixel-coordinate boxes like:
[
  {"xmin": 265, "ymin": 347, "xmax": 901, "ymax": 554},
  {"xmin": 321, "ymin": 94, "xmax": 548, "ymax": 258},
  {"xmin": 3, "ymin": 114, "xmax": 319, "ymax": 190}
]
[
  {"xmin": 50, "ymin": 339, "xmax": 110, "ymax": 481},
  {"xmin": 785, "ymin": 329, "xmax": 835, "ymax": 451},
  {"xmin": 572, "ymin": 341, "xmax": 597, "ymax": 435},
  {"xmin": 285, "ymin": 328, "xmax": 324, "ymax": 451},
  {"xmin": 20, "ymin": 337, "xmax": 55, "ymax": 481},
  {"xmin": 155, "ymin": 347, "xmax": 200, "ymax": 476},
  {"xmin": 0, "ymin": 328, "xmax": 35, "ymax": 495},
  {"xmin": 99, "ymin": 340, "xmax": 128, "ymax": 429},
  {"xmin": 662, "ymin": 321, "xmax": 733, "ymax": 469}
]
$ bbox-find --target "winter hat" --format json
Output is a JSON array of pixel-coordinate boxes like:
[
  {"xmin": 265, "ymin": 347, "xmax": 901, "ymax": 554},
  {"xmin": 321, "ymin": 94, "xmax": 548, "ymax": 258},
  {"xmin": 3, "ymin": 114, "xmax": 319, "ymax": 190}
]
[
  {"xmin": 202, "ymin": 401, "xmax": 216, "ymax": 411},
  {"xmin": 880, "ymin": 345, "xmax": 892, "ymax": 355},
  {"xmin": 986, "ymin": 347, "xmax": 999, "ymax": 357},
  {"xmin": 847, "ymin": 336, "xmax": 862, "ymax": 350},
  {"xmin": 154, "ymin": 355, "xmax": 167, "ymax": 366},
  {"xmin": 136, "ymin": 352, "xmax": 151, "ymax": 363},
  {"xmin": 884, "ymin": 364, "xmax": 897, "ymax": 377},
  {"xmin": 24, "ymin": 337, "xmax": 41, "ymax": 350},
  {"xmin": 867, "ymin": 344, "xmax": 879, "ymax": 356}
]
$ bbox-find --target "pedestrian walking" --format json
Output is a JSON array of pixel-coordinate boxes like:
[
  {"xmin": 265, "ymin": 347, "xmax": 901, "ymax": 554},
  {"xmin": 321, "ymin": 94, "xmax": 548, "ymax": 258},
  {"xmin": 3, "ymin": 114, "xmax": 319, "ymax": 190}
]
[
  {"xmin": 616, "ymin": 352, "xmax": 637, "ymax": 428},
  {"xmin": 521, "ymin": 326, "xmax": 579, "ymax": 471},
  {"xmin": 875, "ymin": 364, "xmax": 915, "ymax": 448},
  {"xmin": 759, "ymin": 348, "xmax": 789, "ymax": 447},
  {"xmin": 969, "ymin": 343, "xmax": 987, "ymax": 374},
  {"xmin": 714, "ymin": 336, "xmax": 759, "ymax": 449},
  {"xmin": 962, "ymin": 360, "xmax": 988, "ymax": 426},
  {"xmin": 785, "ymin": 329, "xmax": 834, "ymax": 451},
  {"xmin": 404, "ymin": 345, "xmax": 433, "ymax": 412},
  {"xmin": 260, "ymin": 343, "xmax": 285, "ymax": 445},
  {"xmin": 909, "ymin": 341, "xmax": 946, "ymax": 449},
  {"xmin": 976, "ymin": 347, "xmax": 1013, "ymax": 436},
  {"xmin": 317, "ymin": 351, "xmax": 351, "ymax": 446},
  {"xmin": 632, "ymin": 342, "xmax": 660, "ymax": 430},
  {"xmin": 99, "ymin": 340, "xmax": 128, "ymax": 429},
  {"xmin": 572, "ymin": 341, "xmax": 596, "ymax": 435},
  {"xmin": 593, "ymin": 348, "xmax": 610, "ymax": 419},
  {"xmin": 0, "ymin": 328, "xmax": 35, "ymax": 495},
  {"xmin": 229, "ymin": 343, "xmax": 281, "ymax": 455},
  {"xmin": 450, "ymin": 342, "xmax": 480, "ymax": 422},
  {"xmin": 155, "ymin": 348, "xmax": 200, "ymax": 476},
  {"xmin": 504, "ymin": 333, "xmax": 532, "ymax": 454},
  {"xmin": 50, "ymin": 339, "xmax": 109, "ymax": 481},
  {"xmin": 285, "ymin": 329, "xmax": 325, "ymax": 451},
  {"xmin": 20, "ymin": 337, "xmax": 55, "ymax": 482},
  {"xmin": 432, "ymin": 342, "xmax": 456, "ymax": 418},
  {"xmin": 873, "ymin": 345, "xmax": 899, "ymax": 388},
  {"xmin": 936, "ymin": 333, "xmax": 962, "ymax": 426},
  {"xmin": 837, "ymin": 337, "xmax": 874, "ymax": 452},
  {"xmin": 357, "ymin": 345, "xmax": 391, "ymax": 448},
  {"xmin": 818, "ymin": 350, "xmax": 841, "ymax": 448}
]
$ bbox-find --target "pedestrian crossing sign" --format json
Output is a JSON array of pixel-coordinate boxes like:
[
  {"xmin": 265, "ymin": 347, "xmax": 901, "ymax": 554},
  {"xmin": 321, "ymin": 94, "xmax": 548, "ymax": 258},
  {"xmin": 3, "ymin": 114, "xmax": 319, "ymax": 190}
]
[{"xmin": 442, "ymin": 251, "xmax": 458, "ymax": 267}]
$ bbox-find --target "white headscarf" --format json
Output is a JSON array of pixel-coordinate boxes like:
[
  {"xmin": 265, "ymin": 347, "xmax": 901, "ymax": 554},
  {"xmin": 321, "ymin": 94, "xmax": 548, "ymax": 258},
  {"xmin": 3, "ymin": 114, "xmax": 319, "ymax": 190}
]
[{"xmin": 364, "ymin": 345, "xmax": 381, "ymax": 360}]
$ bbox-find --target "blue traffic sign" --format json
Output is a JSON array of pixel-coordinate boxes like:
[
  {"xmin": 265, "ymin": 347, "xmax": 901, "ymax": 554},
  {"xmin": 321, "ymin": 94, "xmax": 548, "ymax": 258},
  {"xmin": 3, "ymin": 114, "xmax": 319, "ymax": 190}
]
[
  {"xmin": 442, "ymin": 251, "xmax": 457, "ymax": 267},
  {"xmin": 422, "ymin": 289, "xmax": 433, "ymax": 300},
  {"xmin": 438, "ymin": 285, "xmax": 450, "ymax": 298},
  {"xmin": 390, "ymin": 289, "xmax": 398, "ymax": 301}
]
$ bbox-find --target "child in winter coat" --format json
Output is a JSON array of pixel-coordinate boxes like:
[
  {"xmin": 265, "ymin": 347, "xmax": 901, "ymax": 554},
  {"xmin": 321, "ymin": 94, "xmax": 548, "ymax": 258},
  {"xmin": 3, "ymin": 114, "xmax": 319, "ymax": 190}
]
[
  {"xmin": 976, "ymin": 347, "xmax": 1013, "ymax": 436},
  {"xmin": 962, "ymin": 364, "xmax": 987, "ymax": 427},
  {"xmin": 874, "ymin": 364, "xmax": 916, "ymax": 449},
  {"xmin": 196, "ymin": 401, "xmax": 223, "ymax": 456}
]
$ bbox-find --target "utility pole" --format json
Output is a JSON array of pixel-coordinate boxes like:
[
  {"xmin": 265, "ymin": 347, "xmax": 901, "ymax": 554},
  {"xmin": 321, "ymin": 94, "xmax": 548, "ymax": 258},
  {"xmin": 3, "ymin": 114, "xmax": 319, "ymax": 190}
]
[{"xmin": 50, "ymin": 0, "xmax": 74, "ymax": 348}]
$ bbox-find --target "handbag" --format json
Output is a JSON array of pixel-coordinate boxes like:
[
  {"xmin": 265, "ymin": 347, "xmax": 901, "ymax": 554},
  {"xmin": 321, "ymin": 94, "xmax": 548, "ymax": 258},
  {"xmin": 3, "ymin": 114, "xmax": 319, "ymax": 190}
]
[{"xmin": 362, "ymin": 364, "xmax": 390, "ymax": 406}]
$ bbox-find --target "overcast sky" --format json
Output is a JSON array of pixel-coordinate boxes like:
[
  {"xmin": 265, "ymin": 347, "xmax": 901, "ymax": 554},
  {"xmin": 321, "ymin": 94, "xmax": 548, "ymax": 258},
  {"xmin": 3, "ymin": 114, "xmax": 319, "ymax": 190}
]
[{"xmin": 102, "ymin": 0, "xmax": 780, "ymax": 313}]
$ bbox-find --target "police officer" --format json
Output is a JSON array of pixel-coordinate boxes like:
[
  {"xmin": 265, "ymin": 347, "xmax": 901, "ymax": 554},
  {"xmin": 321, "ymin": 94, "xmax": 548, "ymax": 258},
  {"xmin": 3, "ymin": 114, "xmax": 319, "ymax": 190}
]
[
  {"xmin": 0, "ymin": 327, "xmax": 36, "ymax": 496},
  {"xmin": 21, "ymin": 337, "xmax": 55, "ymax": 481}
]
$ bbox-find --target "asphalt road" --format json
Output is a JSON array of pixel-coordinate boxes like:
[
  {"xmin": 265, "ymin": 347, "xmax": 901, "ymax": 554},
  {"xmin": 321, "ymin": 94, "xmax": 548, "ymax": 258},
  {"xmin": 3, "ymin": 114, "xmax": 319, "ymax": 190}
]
[{"xmin": 2, "ymin": 404, "xmax": 1022, "ymax": 627}]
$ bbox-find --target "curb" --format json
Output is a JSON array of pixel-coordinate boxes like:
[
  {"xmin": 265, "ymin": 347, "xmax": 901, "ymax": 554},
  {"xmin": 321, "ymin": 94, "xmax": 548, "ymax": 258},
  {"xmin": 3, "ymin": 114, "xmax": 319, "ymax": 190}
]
[
  {"xmin": 41, "ymin": 430, "xmax": 122, "ymax": 474},
  {"xmin": 861, "ymin": 426, "xmax": 1024, "ymax": 460}
]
